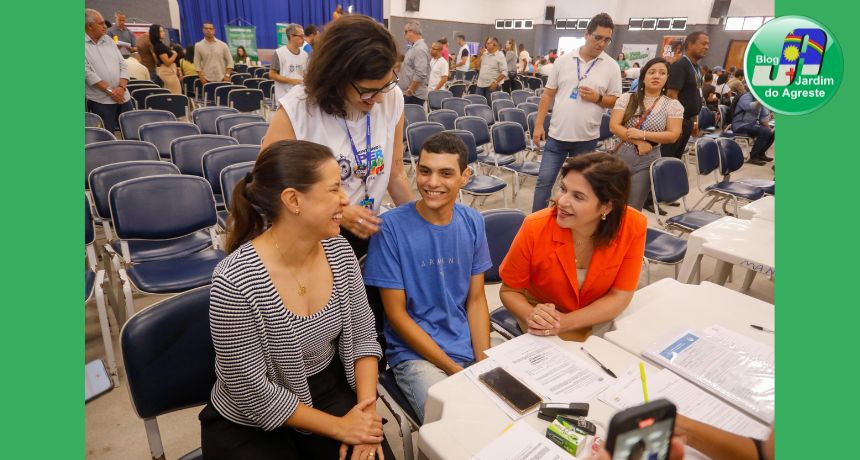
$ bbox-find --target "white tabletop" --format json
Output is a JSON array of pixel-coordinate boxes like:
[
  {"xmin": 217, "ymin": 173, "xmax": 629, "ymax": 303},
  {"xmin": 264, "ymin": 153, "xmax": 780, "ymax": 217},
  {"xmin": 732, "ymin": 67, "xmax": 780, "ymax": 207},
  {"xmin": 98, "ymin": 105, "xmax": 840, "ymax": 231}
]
[
  {"xmin": 677, "ymin": 216, "xmax": 775, "ymax": 284},
  {"xmin": 606, "ymin": 279, "xmax": 774, "ymax": 357},
  {"xmin": 738, "ymin": 196, "xmax": 775, "ymax": 221}
]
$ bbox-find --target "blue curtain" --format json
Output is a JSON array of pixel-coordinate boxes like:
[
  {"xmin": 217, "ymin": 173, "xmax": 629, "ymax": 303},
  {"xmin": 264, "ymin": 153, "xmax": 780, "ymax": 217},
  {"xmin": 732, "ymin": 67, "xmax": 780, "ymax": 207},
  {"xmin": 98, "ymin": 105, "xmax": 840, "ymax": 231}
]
[{"xmin": 178, "ymin": 0, "xmax": 383, "ymax": 50}]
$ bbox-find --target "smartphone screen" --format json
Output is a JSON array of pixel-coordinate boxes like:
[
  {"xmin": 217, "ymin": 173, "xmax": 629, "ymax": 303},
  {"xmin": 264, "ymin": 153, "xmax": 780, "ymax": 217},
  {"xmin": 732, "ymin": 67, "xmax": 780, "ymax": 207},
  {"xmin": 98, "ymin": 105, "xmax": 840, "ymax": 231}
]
[
  {"xmin": 607, "ymin": 400, "xmax": 676, "ymax": 460},
  {"xmin": 479, "ymin": 367, "xmax": 542, "ymax": 413}
]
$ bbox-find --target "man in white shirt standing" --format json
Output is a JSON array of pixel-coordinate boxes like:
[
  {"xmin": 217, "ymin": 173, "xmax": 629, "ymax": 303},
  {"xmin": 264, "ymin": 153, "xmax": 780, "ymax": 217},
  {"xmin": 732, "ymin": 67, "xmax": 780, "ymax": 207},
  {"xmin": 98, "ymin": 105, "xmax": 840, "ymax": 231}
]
[
  {"xmin": 474, "ymin": 37, "xmax": 506, "ymax": 101},
  {"xmin": 194, "ymin": 21, "xmax": 234, "ymax": 85},
  {"xmin": 517, "ymin": 43, "xmax": 531, "ymax": 74},
  {"xmin": 454, "ymin": 34, "xmax": 470, "ymax": 80},
  {"xmin": 270, "ymin": 23, "xmax": 309, "ymax": 106},
  {"xmin": 428, "ymin": 41, "xmax": 449, "ymax": 91},
  {"xmin": 531, "ymin": 13, "xmax": 622, "ymax": 212}
]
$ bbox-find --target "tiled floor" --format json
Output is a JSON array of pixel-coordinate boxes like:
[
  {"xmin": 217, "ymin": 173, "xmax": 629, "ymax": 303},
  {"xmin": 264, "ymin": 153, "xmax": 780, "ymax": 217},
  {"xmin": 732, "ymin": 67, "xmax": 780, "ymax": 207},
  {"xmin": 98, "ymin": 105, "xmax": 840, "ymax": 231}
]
[{"xmin": 85, "ymin": 139, "xmax": 775, "ymax": 459}]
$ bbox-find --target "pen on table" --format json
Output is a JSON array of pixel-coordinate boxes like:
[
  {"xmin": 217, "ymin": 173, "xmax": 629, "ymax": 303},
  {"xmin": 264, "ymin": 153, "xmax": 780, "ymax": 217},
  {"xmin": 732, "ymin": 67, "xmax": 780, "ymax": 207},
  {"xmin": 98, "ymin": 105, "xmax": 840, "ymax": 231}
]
[
  {"xmin": 639, "ymin": 362, "xmax": 649, "ymax": 403},
  {"xmin": 580, "ymin": 347, "xmax": 617, "ymax": 378},
  {"xmin": 750, "ymin": 324, "xmax": 774, "ymax": 333}
]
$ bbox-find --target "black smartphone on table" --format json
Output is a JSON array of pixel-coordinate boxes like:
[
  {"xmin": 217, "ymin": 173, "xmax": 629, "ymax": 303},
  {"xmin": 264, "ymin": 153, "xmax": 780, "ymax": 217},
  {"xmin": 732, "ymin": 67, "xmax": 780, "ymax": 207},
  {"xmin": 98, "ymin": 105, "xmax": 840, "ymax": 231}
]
[
  {"xmin": 478, "ymin": 367, "xmax": 542, "ymax": 414},
  {"xmin": 606, "ymin": 399, "xmax": 676, "ymax": 460}
]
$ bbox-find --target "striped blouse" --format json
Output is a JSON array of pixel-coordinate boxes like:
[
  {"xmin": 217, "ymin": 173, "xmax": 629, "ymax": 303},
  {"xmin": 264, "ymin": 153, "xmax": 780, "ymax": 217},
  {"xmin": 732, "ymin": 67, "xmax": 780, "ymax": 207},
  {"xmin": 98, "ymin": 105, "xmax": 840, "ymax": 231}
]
[{"xmin": 209, "ymin": 236, "xmax": 382, "ymax": 431}]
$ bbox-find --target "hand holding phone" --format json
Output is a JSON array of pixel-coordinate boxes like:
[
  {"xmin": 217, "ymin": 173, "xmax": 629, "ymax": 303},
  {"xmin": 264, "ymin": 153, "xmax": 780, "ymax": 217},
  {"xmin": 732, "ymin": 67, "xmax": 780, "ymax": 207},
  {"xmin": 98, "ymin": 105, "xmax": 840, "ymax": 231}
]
[{"xmin": 606, "ymin": 399, "xmax": 677, "ymax": 460}]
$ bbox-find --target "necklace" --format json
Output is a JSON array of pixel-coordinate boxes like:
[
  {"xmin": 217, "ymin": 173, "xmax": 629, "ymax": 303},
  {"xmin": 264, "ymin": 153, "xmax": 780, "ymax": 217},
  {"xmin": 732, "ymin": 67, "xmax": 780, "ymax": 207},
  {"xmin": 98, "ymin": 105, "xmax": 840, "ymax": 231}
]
[
  {"xmin": 573, "ymin": 232, "xmax": 592, "ymax": 266},
  {"xmin": 270, "ymin": 232, "xmax": 308, "ymax": 296}
]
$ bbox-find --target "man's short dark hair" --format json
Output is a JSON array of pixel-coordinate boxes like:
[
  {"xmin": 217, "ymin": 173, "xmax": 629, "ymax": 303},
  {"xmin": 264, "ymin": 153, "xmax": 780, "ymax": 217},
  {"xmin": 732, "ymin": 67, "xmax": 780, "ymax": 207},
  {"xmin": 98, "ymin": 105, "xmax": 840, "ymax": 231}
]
[
  {"xmin": 304, "ymin": 24, "xmax": 318, "ymax": 36},
  {"xmin": 586, "ymin": 13, "xmax": 614, "ymax": 34},
  {"xmin": 203, "ymin": 21, "xmax": 215, "ymax": 27},
  {"xmin": 456, "ymin": 34, "xmax": 465, "ymax": 41},
  {"xmin": 684, "ymin": 31, "xmax": 708, "ymax": 50},
  {"xmin": 419, "ymin": 132, "xmax": 468, "ymax": 172}
]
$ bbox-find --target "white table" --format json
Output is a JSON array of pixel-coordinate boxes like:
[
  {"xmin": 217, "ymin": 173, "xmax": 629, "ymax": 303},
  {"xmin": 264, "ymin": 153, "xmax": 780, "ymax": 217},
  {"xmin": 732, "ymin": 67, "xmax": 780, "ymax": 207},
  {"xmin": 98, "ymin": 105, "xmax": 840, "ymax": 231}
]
[
  {"xmin": 418, "ymin": 336, "xmax": 648, "ymax": 460},
  {"xmin": 738, "ymin": 196, "xmax": 775, "ymax": 221},
  {"xmin": 606, "ymin": 278, "xmax": 774, "ymax": 357},
  {"xmin": 676, "ymin": 216, "xmax": 774, "ymax": 290}
]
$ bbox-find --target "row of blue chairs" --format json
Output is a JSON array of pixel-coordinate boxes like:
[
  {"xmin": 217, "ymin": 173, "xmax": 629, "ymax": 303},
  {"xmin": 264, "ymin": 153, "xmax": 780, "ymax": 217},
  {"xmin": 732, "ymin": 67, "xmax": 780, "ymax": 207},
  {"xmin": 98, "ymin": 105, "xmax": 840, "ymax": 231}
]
[{"xmin": 428, "ymin": 88, "xmax": 539, "ymax": 110}]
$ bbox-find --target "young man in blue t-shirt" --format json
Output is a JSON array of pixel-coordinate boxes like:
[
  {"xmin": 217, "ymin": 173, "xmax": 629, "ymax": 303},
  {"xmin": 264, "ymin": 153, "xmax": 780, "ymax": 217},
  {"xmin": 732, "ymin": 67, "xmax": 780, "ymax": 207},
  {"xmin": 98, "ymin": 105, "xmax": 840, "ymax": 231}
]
[{"xmin": 364, "ymin": 132, "xmax": 492, "ymax": 422}]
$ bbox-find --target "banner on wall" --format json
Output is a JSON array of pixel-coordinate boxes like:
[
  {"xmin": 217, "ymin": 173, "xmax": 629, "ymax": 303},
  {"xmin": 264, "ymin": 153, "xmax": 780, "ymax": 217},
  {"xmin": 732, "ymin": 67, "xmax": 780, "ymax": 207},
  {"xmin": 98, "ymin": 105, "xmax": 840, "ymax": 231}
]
[
  {"xmin": 276, "ymin": 23, "xmax": 289, "ymax": 48},
  {"xmin": 660, "ymin": 35, "xmax": 686, "ymax": 63},
  {"xmin": 621, "ymin": 44, "xmax": 657, "ymax": 68},
  {"xmin": 225, "ymin": 26, "xmax": 259, "ymax": 61}
]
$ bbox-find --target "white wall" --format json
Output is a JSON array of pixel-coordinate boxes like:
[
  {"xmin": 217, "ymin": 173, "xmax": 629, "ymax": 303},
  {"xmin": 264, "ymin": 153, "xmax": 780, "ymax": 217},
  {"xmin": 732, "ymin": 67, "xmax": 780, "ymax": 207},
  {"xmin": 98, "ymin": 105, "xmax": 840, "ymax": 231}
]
[
  {"xmin": 727, "ymin": 0, "xmax": 774, "ymax": 17},
  {"xmin": 389, "ymin": 0, "xmax": 491, "ymax": 24}
]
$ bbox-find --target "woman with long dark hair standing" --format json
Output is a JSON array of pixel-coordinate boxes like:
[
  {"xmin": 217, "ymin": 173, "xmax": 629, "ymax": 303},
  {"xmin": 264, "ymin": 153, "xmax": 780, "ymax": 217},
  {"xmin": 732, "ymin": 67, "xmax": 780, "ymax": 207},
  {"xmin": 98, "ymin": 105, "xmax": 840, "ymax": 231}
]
[{"xmin": 149, "ymin": 24, "xmax": 181, "ymax": 94}]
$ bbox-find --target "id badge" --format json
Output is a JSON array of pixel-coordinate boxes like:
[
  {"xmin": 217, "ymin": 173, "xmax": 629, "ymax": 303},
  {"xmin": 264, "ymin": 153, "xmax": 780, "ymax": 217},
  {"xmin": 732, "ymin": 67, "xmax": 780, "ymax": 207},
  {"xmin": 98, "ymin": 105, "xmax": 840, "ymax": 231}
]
[
  {"xmin": 570, "ymin": 87, "xmax": 579, "ymax": 100},
  {"xmin": 359, "ymin": 197, "xmax": 375, "ymax": 209},
  {"xmin": 354, "ymin": 164, "xmax": 368, "ymax": 179}
]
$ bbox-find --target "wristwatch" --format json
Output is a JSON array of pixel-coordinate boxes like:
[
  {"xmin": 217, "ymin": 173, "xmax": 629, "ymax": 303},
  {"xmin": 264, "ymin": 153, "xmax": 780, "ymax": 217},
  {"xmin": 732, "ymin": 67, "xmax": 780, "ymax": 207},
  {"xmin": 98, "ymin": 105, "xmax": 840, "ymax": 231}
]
[{"xmin": 104, "ymin": 87, "xmax": 113, "ymax": 94}]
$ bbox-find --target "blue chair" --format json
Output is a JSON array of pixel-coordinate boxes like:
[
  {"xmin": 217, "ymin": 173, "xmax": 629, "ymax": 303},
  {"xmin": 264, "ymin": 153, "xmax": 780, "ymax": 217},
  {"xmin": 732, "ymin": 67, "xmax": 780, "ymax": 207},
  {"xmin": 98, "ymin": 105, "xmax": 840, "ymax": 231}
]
[
  {"xmin": 492, "ymin": 121, "xmax": 540, "ymax": 201},
  {"xmin": 215, "ymin": 113, "xmax": 266, "ymax": 136},
  {"xmin": 511, "ymin": 89, "xmax": 533, "ymax": 106},
  {"xmin": 497, "ymin": 108, "xmax": 529, "ymax": 135},
  {"xmin": 130, "ymin": 87, "xmax": 170, "ymax": 109},
  {"xmin": 86, "ymin": 199, "xmax": 117, "ymax": 383},
  {"xmin": 523, "ymin": 76, "xmax": 543, "ymax": 91},
  {"xmin": 481, "ymin": 208, "xmax": 526, "ymax": 339},
  {"xmin": 109, "ymin": 175, "xmax": 225, "ymax": 323},
  {"xmin": 259, "ymin": 80, "xmax": 276, "ymax": 109},
  {"xmin": 228, "ymin": 88, "xmax": 265, "ymax": 113},
  {"xmin": 234, "ymin": 64, "xmax": 249, "ymax": 73},
  {"xmin": 230, "ymin": 72, "xmax": 252, "ymax": 86},
  {"xmin": 448, "ymin": 83, "xmax": 467, "ymax": 98},
  {"xmin": 181, "ymin": 75, "xmax": 198, "ymax": 98},
  {"xmin": 441, "ymin": 97, "xmax": 469, "ymax": 117},
  {"xmin": 517, "ymin": 102, "xmax": 539, "ymax": 118},
  {"xmin": 139, "ymin": 121, "xmax": 201, "ymax": 158},
  {"xmin": 428, "ymin": 89, "xmax": 453, "ymax": 110},
  {"xmin": 192, "ymin": 106, "xmax": 239, "ymax": 134},
  {"xmin": 643, "ymin": 228, "xmax": 688, "ymax": 285},
  {"xmin": 428, "ymin": 109, "xmax": 458, "ymax": 131},
  {"xmin": 170, "ymin": 134, "xmax": 238, "ymax": 176},
  {"xmin": 242, "ymin": 77, "xmax": 266, "ymax": 89},
  {"xmin": 597, "ymin": 113, "xmax": 613, "ymax": 150},
  {"xmin": 85, "ymin": 112, "xmax": 104, "ymax": 128},
  {"xmin": 122, "ymin": 286, "xmax": 215, "ymax": 460},
  {"xmin": 85, "ymin": 140, "xmax": 160, "ymax": 188},
  {"xmin": 693, "ymin": 138, "xmax": 764, "ymax": 216},
  {"xmin": 127, "ymin": 80, "xmax": 158, "ymax": 92},
  {"xmin": 527, "ymin": 111, "xmax": 552, "ymax": 135},
  {"xmin": 463, "ymin": 70, "xmax": 477, "ymax": 82},
  {"xmin": 445, "ymin": 129, "xmax": 507, "ymax": 208},
  {"xmin": 228, "ymin": 122, "xmax": 269, "ymax": 145},
  {"xmin": 145, "ymin": 93, "xmax": 191, "ymax": 119},
  {"xmin": 254, "ymin": 67, "xmax": 270, "ymax": 79},
  {"xmin": 526, "ymin": 95, "xmax": 542, "ymax": 106},
  {"xmin": 405, "ymin": 121, "xmax": 445, "ymax": 174},
  {"xmin": 535, "ymin": 88, "xmax": 545, "ymax": 97},
  {"xmin": 491, "ymin": 99, "xmax": 516, "ymax": 121},
  {"xmin": 217, "ymin": 161, "xmax": 255, "ymax": 229},
  {"xmin": 202, "ymin": 145, "xmax": 260, "ymax": 207},
  {"xmin": 465, "ymin": 104, "xmax": 495, "ymax": 126},
  {"xmin": 213, "ymin": 85, "xmax": 245, "ymax": 107},
  {"xmin": 202, "ymin": 81, "xmax": 232, "ymax": 106},
  {"xmin": 649, "ymin": 157, "xmax": 723, "ymax": 233},
  {"xmin": 464, "ymin": 94, "xmax": 488, "ymax": 106},
  {"xmin": 86, "ymin": 127, "xmax": 116, "ymax": 144},
  {"xmin": 716, "ymin": 138, "xmax": 775, "ymax": 195},
  {"xmin": 455, "ymin": 116, "xmax": 515, "ymax": 169},
  {"xmin": 119, "ymin": 110, "xmax": 177, "ymax": 140},
  {"xmin": 490, "ymin": 91, "xmax": 511, "ymax": 103},
  {"xmin": 404, "ymin": 104, "xmax": 428, "ymax": 127}
]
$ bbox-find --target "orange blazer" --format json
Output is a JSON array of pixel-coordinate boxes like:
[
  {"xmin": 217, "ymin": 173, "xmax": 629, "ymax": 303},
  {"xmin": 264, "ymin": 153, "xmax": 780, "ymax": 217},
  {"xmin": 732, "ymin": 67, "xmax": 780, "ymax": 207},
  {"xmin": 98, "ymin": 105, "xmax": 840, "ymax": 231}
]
[{"xmin": 499, "ymin": 206, "xmax": 646, "ymax": 313}]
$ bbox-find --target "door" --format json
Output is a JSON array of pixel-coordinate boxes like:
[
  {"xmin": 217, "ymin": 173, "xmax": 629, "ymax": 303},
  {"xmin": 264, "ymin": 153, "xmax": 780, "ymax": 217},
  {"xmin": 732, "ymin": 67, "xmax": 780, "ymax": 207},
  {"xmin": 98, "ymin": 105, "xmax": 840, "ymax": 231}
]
[{"xmin": 724, "ymin": 40, "xmax": 748, "ymax": 70}]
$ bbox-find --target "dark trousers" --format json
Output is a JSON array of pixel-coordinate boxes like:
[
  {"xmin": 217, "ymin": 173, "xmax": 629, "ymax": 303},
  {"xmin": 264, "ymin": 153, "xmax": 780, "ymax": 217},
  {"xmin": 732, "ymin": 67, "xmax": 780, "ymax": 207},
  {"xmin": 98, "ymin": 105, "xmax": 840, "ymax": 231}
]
[
  {"xmin": 475, "ymin": 85, "xmax": 493, "ymax": 101},
  {"xmin": 660, "ymin": 117, "xmax": 694, "ymax": 159},
  {"xmin": 404, "ymin": 95, "xmax": 426, "ymax": 107},
  {"xmin": 735, "ymin": 124, "xmax": 775, "ymax": 158},
  {"xmin": 86, "ymin": 99, "xmax": 134, "ymax": 134},
  {"xmin": 200, "ymin": 357, "xmax": 394, "ymax": 459}
]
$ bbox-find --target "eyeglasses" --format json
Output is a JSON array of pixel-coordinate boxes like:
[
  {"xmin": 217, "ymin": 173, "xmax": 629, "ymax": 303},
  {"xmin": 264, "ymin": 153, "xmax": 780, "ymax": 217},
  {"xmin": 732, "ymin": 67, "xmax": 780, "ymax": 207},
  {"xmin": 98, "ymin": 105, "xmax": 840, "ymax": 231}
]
[
  {"xmin": 590, "ymin": 34, "xmax": 612, "ymax": 44},
  {"xmin": 351, "ymin": 71, "xmax": 400, "ymax": 101},
  {"xmin": 289, "ymin": 34, "xmax": 303, "ymax": 38}
]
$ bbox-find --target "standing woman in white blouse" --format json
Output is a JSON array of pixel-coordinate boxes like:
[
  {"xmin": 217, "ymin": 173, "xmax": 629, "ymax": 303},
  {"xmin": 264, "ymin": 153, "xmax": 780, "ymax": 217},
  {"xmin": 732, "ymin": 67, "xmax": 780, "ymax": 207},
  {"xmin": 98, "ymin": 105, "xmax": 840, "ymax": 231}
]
[
  {"xmin": 609, "ymin": 57, "xmax": 683, "ymax": 210},
  {"xmin": 262, "ymin": 15, "xmax": 413, "ymax": 259},
  {"xmin": 200, "ymin": 140, "xmax": 393, "ymax": 459}
]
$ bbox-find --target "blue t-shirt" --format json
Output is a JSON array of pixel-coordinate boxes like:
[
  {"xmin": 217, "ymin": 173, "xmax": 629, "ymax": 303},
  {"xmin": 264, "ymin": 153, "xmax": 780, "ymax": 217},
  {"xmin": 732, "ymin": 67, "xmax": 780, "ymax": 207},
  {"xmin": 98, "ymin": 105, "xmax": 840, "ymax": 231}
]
[
  {"xmin": 364, "ymin": 202, "xmax": 492, "ymax": 367},
  {"xmin": 302, "ymin": 42, "xmax": 313, "ymax": 56}
]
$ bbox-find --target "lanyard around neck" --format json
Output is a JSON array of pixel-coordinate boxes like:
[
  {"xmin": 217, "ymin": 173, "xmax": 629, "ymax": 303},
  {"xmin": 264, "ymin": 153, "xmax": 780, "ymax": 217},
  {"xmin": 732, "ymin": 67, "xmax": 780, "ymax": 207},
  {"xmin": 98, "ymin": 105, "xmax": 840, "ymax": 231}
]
[{"xmin": 576, "ymin": 56, "xmax": 599, "ymax": 85}]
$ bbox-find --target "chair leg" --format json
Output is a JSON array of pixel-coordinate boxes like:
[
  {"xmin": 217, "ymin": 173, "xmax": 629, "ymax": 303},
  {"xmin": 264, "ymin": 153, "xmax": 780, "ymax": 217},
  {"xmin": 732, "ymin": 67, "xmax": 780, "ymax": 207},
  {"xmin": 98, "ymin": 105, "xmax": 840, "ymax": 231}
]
[
  {"xmin": 741, "ymin": 269, "xmax": 757, "ymax": 291},
  {"xmin": 93, "ymin": 271, "xmax": 118, "ymax": 386},
  {"xmin": 119, "ymin": 268, "xmax": 135, "ymax": 324},
  {"xmin": 144, "ymin": 418, "xmax": 166, "ymax": 460},
  {"xmin": 644, "ymin": 259, "xmax": 651, "ymax": 285}
]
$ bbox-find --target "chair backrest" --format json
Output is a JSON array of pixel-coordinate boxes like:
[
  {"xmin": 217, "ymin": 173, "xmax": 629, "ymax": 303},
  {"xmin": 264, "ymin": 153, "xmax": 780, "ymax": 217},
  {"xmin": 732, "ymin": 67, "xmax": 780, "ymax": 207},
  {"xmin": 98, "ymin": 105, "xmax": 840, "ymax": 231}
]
[
  {"xmin": 181, "ymin": 75, "xmax": 198, "ymax": 96},
  {"xmin": 86, "ymin": 197, "xmax": 94, "ymax": 245},
  {"xmin": 526, "ymin": 96, "xmax": 542, "ymax": 105},
  {"xmin": 85, "ymin": 127, "xmax": 116, "ymax": 144},
  {"xmin": 89, "ymin": 161, "xmax": 181, "ymax": 220},
  {"xmin": 202, "ymin": 82, "xmax": 231, "ymax": 104},
  {"xmin": 202, "ymin": 145, "xmax": 260, "ymax": 195},
  {"xmin": 535, "ymin": 88, "xmax": 544, "ymax": 97},
  {"xmin": 428, "ymin": 90, "xmax": 453, "ymax": 110},
  {"xmin": 695, "ymin": 137, "xmax": 721, "ymax": 175},
  {"xmin": 192, "ymin": 106, "xmax": 240, "ymax": 134},
  {"xmin": 491, "ymin": 99, "xmax": 516, "ymax": 120},
  {"xmin": 716, "ymin": 138, "xmax": 745, "ymax": 176},
  {"xmin": 253, "ymin": 67, "xmax": 270, "ymax": 78},
  {"xmin": 455, "ymin": 116, "xmax": 491, "ymax": 146},
  {"xmin": 220, "ymin": 161, "xmax": 255, "ymax": 209},
  {"xmin": 119, "ymin": 110, "xmax": 177, "ymax": 140},
  {"xmin": 127, "ymin": 80, "xmax": 158, "ymax": 90},
  {"xmin": 511, "ymin": 90, "xmax": 532, "ymax": 106},
  {"xmin": 243, "ymin": 78, "xmax": 266, "ymax": 89},
  {"xmin": 215, "ymin": 113, "xmax": 267, "ymax": 136},
  {"xmin": 405, "ymin": 122, "xmax": 445, "ymax": 160},
  {"xmin": 85, "ymin": 112, "xmax": 104, "ymax": 128},
  {"xmin": 85, "ymin": 140, "xmax": 160, "ymax": 187},
  {"xmin": 234, "ymin": 64, "xmax": 249, "ymax": 74},
  {"xmin": 497, "ymin": 108, "xmax": 529, "ymax": 134},
  {"xmin": 404, "ymin": 104, "xmax": 428, "ymax": 127},
  {"xmin": 139, "ymin": 122, "xmax": 202, "ymax": 158},
  {"xmin": 481, "ymin": 209, "xmax": 526, "ymax": 282},
  {"xmin": 145, "ymin": 94, "xmax": 190, "ymax": 119},
  {"xmin": 444, "ymin": 129, "xmax": 478, "ymax": 165},
  {"xmin": 228, "ymin": 88, "xmax": 265, "ymax": 112},
  {"xmin": 122, "ymin": 286, "xmax": 216, "ymax": 419},
  {"xmin": 464, "ymin": 94, "xmax": 488, "ymax": 106},
  {"xmin": 259, "ymin": 80, "xmax": 275, "ymax": 98},
  {"xmin": 517, "ymin": 102, "xmax": 539, "ymax": 117},
  {"xmin": 441, "ymin": 97, "xmax": 469, "ymax": 116},
  {"xmin": 170, "ymin": 134, "xmax": 239, "ymax": 175},
  {"xmin": 699, "ymin": 106, "xmax": 716, "ymax": 131},
  {"xmin": 650, "ymin": 157, "xmax": 690, "ymax": 204},
  {"xmin": 508, "ymin": 79, "xmax": 524, "ymax": 91},
  {"xmin": 230, "ymin": 72, "xmax": 252, "ymax": 85},
  {"xmin": 598, "ymin": 113, "xmax": 612, "ymax": 140},
  {"xmin": 464, "ymin": 70, "xmax": 477, "ymax": 81},
  {"xmin": 214, "ymin": 85, "xmax": 245, "ymax": 106},
  {"xmin": 428, "ymin": 109, "xmax": 458, "ymax": 130},
  {"xmin": 109, "ymin": 175, "xmax": 217, "ymax": 240},
  {"xmin": 448, "ymin": 83, "xmax": 467, "ymax": 98},
  {"xmin": 229, "ymin": 122, "xmax": 269, "ymax": 145},
  {"xmin": 131, "ymin": 87, "xmax": 170, "ymax": 108},
  {"xmin": 527, "ymin": 111, "xmax": 552, "ymax": 134},
  {"xmin": 490, "ymin": 91, "xmax": 511, "ymax": 103},
  {"xmin": 491, "ymin": 121, "xmax": 528, "ymax": 155},
  {"xmin": 465, "ymin": 104, "xmax": 495, "ymax": 126}
]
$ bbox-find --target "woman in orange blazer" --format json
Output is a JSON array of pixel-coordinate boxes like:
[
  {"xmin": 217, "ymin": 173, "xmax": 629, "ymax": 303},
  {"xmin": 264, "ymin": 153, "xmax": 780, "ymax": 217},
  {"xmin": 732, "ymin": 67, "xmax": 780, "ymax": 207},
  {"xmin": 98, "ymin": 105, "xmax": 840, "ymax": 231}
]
[{"xmin": 499, "ymin": 152, "xmax": 646, "ymax": 341}]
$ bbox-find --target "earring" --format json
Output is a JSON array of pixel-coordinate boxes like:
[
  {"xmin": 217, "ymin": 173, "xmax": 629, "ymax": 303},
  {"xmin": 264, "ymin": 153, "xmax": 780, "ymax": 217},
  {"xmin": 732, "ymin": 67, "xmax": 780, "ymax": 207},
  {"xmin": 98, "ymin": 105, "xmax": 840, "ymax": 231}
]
[
  {"xmin": 294, "ymin": 208, "xmax": 301, "ymax": 215},
  {"xmin": 601, "ymin": 212, "xmax": 607, "ymax": 221}
]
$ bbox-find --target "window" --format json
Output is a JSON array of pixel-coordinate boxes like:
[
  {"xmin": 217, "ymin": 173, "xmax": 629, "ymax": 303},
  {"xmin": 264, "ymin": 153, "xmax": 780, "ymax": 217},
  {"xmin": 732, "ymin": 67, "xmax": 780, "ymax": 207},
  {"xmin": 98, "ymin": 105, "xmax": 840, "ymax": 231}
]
[
  {"xmin": 656, "ymin": 18, "xmax": 672, "ymax": 30},
  {"xmin": 577, "ymin": 19, "xmax": 589, "ymax": 29},
  {"xmin": 628, "ymin": 18, "xmax": 643, "ymax": 30},
  {"xmin": 495, "ymin": 19, "xmax": 505, "ymax": 29},
  {"xmin": 567, "ymin": 19, "xmax": 578, "ymax": 30},
  {"xmin": 724, "ymin": 16, "xmax": 745, "ymax": 30},
  {"xmin": 671, "ymin": 18, "xmax": 687, "ymax": 30},
  {"xmin": 556, "ymin": 19, "xmax": 567, "ymax": 29},
  {"xmin": 523, "ymin": 20, "xmax": 533, "ymax": 29},
  {"xmin": 641, "ymin": 18, "xmax": 657, "ymax": 30},
  {"xmin": 504, "ymin": 20, "xmax": 513, "ymax": 29},
  {"xmin": 743, "ymin": 17, "xmax": 764, "ymax": 30}
]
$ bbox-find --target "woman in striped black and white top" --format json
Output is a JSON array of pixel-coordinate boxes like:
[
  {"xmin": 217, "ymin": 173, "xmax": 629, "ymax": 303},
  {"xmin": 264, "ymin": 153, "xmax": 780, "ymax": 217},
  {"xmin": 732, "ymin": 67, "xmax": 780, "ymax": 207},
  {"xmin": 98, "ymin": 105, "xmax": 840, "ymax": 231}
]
[{"xmin": 200, "ymin": 140, "xmax": 394, "ymax": 459}]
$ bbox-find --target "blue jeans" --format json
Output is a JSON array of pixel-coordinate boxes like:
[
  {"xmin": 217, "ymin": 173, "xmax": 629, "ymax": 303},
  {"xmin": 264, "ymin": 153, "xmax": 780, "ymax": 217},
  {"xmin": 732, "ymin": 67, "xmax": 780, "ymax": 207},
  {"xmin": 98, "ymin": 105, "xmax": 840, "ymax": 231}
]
[
  {"xmin": 734, "ymin": 124, "xmax": 775, "ymax": 158},
  {"xmin": 532, "ymin": 137, "xmax": 599, "ymax": 212},
  {"xmin": 392, "ymin": 358, "xmax": 472, "ymax": 423}
]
